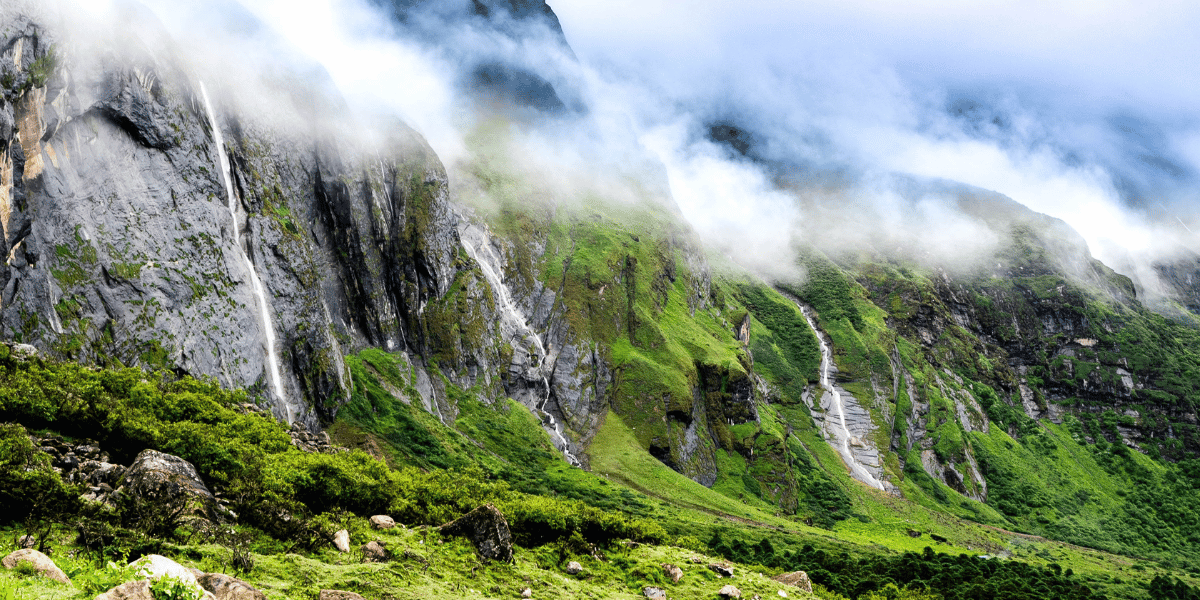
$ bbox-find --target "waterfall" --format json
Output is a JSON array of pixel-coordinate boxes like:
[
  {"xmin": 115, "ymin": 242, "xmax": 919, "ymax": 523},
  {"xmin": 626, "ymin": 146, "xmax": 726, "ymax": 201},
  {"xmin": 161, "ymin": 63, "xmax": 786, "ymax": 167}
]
[
  {"xmin": 459, "ymin": 221, "xmax": 580, "ymax": 467},
  {"xmin": 199, "ymin": 83, "xmax": 289, "ymax": 420},
  {"xmin": 799, "ymin": 304, "xmax": 885, "ymax": 490}
]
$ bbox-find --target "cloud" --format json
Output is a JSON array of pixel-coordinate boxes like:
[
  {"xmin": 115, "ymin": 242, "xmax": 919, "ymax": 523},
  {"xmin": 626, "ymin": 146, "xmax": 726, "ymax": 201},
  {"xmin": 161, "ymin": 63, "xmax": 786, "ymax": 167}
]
[{"xmin": 57, "ymin": 0, "xmax": 1200, "ymax": 297}]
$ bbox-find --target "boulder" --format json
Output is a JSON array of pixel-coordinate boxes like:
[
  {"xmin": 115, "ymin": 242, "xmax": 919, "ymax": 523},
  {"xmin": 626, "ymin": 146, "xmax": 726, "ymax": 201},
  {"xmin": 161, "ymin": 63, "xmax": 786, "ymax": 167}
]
[
  {"xmin": 319, "ymin": 592, "xmax": 366, "ymax": 600},
  {"xmin": 772, "ymin": 571, "xmax": 812, "ymax": 594},
  {"xmin": 643, "ymin": 587, "xmax": 666, "ymax": 599},
  {"xmin": 95, "ymin": 579, "xmax": 154, "ymax": 600},
  {"xmin": 333, "ymin": 529, "xmax": 351, "ymax": 553},
  {"xmin": 565, "ymin": 561, "xmax": 583, "ymax": 575},
  {"xmin": 778, "ymin": 591, "xmax": 788, "ymax": 598},
  {"xmin": 362, "ymin": 540, "xmax": 388, "ymax": 562},
  {"xmin": 198, "ymin": 572, "xmax": 266, "ymax": 600},
  {"xmin": 718, "ymin": 585, "xmax": 741, "ymax": 598},
  {"xmin": 2, "ymin": 549, "xmax": 70, "ymax": 583},
  {"xmin": 17, "ymin": 535, "xmax": 35, "ymax": 549},
  {"xmin": 709, "ymin": 563, "xmax": 734, "ymax": 578},
  {"xmin": 369, "ymin": 515, "xmax": 395, "ymax": 529},
  {"xmin": 438, "ymin": 504, "xmax": 514, "ymax": 562},
  {"xmin": 520, "ymin": 588, "xmax": 532, "ymax": 598},
  {"xmin": 131, "ymin": 554, "xmax": 199, "ymax": 587},
  {"xmin": 119, "ymin": 450, "xmax": 216, "ymax": 519},
  {"xmin": 662, "ymin": 563, "xmax": 683, "ymax": 583}
]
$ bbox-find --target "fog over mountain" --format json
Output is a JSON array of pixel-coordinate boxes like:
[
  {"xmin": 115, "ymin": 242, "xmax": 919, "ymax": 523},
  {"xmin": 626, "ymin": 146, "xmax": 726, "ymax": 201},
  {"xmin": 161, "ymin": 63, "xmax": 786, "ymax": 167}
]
[{"xmin": 116, "ymin": 0, "xmax": 1200, "ymax": 296}]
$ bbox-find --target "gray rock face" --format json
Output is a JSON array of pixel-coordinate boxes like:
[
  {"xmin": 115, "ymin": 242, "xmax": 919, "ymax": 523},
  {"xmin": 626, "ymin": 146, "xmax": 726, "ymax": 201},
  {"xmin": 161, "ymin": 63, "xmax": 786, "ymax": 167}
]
[
  {"xmin": 0, "ymin": 10, "xmax": 471, "ymax": 430},
  {"xmin": 438, "ymin": 503, "xmax": 514, "ymax": 562}
]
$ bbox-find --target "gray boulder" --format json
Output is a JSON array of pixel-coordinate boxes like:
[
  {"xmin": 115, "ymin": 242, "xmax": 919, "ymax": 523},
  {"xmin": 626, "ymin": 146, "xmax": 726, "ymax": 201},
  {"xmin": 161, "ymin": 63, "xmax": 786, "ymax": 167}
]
[
  {"xmin": 119, "ymin": 450, "xmax": 216, "ymax": 519},
  {"xmin": 709, "ymin": 563, "xmax": 734, "ymax": 578},
  {"xmin": 369, "ymin": 515, "xmax": 395, "ymax": 529},
  {"xmin": 319, "ymin": 591, "xmax": 365, "ymax": 600},
  {"xmin": 95, "ymin": 580, "xmax": 154, "ymax": 600},
  {"xmin": 662, "ymin": 563, "xmax": 683, "ymax": 583},
  {"xmin": 718, "ymin": 585, "xmax": 741, "ymax": 598},
  {"xmin": 772, "ymin": 571, "xmax": 812, "ymax": 594},
  {"xmin": 565, "ymin": 560, "xmax": 583, "ymax": 575},
  {"xmin": 438, "ymin": 504, "xmax": 514, "ymax": 562},
  {"xmin": 2, "ymin": 549, "xmax": 70, "ymax": 583},
  {"xmin": 197, "ymin": 572, "xmax": 266, "ymax": 600},
  {"xmin": 333, "ymin": 529, "xmax": 351, "ymax": 553},
  {"xmin": 643, "ymin": 587, "xmax": 666, "ymax": 600},
  {"xmin": 362, "ymin": 540, "xmax": 388, "ymax": 562}
]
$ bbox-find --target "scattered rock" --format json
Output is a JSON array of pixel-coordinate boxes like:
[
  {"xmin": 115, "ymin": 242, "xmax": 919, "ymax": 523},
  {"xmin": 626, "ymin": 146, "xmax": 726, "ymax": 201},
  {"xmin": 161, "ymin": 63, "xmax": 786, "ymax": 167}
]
[
  {"xmin": 369, "ymin": 515, "xmax": 395, "ymax": 529},
  {"xmin": 662, "ymin": 563, "xmax": 683, "ymax": 583},
  {"xmin": 439, "ymin": 504, "xmax": 514, "ymax": 562},
  {"xmin": 120, "ymin": 450, "xmax": 216, "ymax": 519},
  {"xmin": 289, "ymin": 422, "xmax": 344, "ymax": 454},
  {"xmin": 2, "ymin": 549, "xmax": 70, "ymax": 584},
  {"xmin": 198, "ymin": 572, "xmax": 266, "ymax": 600},
  {"xmin": 689, "ymin": 556, "xmax": 703, "ymax": 564},
  {"xmin": 95, "ymin": 579, "xmax": 153, "ymax": 600},
  {"xmin": 906, "ymin": 529, "xmax": 921, "ymax": 538},
  {"xmin": 12, "ymin": 343, "xmax": 38, "ymax": 359},
  {"xmin": 565, "ymin": 561, "xmax": 583, "ymax": 575},
  {"xmin": 520, "ymin": 588, "xmax": 532, "ymax": 598},
  {"xmin": 718, "ymin": 584, "xmax": 741, "ymax": 598},
  {"xmin": 778, "ymin": 591, "xmax": 788, "ymax": 598},
  {"xmin": 17, "ymin": 535, "xmax": 35, "ymax": 549},
  {"xmin": 643, "ymin": 587, "xmax": 666, "ymax": 599},
  {"xmin": 362, "ymin": 540, "xmax": 388, "ymax": 562},
  {"xmin": 772, "ymin": 571, "xmax": 812, "ymax": 594},
  {"xmin": 319, "ymin": 591, "xmax": 366, "ymax": 600},
  {"xmin": 709, "ymin": 563, "xmax": 734, "ymax": 578},
  {"xmin": 333, "ymin": 529, "xmax": 351, "ymax": 553}
]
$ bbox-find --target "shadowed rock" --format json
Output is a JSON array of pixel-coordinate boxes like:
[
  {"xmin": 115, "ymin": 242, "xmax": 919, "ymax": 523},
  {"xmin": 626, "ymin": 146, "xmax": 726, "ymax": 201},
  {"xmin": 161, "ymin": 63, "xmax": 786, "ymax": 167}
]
[
  {"xmin": 438, "ymin": 503, "xmax": 514, "ymax": 562},
  {"xmin": 119, "ymin": 450, "xmax": 216, "ymax": 520}
]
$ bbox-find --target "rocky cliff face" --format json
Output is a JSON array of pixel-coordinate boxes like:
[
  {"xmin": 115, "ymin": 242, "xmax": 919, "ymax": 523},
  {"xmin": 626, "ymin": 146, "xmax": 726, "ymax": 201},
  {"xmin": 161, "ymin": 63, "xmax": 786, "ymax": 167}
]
[{"xmin": 0, "ymin": 9, "xmax": 468, "ymax": 428}]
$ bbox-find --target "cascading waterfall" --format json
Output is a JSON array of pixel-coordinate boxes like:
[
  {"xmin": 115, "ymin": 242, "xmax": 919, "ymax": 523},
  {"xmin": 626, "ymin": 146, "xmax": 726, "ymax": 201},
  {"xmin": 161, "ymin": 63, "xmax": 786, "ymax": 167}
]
[
  {"xmin": 799, "ymin": 304, "xmax": 885, "ymax": 490},
  {"xmin": 459, "ymin": 221, "xmax": 581, "ymax": 466},
  {"xmin": 200, "ymin": 83, "xmax": 289, "ymax": 421}
]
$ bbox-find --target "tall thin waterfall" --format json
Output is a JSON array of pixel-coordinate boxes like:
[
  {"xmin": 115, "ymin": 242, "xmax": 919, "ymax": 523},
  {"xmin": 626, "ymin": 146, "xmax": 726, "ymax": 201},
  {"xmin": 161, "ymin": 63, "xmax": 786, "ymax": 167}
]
[
  {"xmin": 199, "ymin": 83, "xmax": 288, "ymax": 419},
  {"xmin": 799, "ymin": 304, "xmax": 885, "ymax": 490}
]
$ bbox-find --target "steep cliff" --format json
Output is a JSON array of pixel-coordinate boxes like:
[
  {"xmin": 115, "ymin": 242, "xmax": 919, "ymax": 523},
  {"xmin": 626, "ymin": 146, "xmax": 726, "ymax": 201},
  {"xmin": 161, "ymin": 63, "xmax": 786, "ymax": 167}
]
[{"xmin": 0, "ymin": 8, "xmax": 467, "ymax": 428}]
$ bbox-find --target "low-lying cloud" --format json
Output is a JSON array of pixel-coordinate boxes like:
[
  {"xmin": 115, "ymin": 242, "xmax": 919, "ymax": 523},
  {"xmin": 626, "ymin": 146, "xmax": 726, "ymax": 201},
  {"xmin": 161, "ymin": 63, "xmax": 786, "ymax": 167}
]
[{"xmin": 57, "ymin": 0, "xmax": 1200, "ymax": 300}]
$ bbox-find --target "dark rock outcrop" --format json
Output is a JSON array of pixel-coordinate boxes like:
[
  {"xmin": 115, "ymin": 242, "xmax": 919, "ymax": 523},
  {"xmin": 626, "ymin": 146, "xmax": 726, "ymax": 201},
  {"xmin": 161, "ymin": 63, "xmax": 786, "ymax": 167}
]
[
  {"xmin": 438, "ymin": 503, "xmax": 514, "ymax": 562},
  {"xmin": 118, "ymin": 450, "xmax": 215, "ymax": 519}
]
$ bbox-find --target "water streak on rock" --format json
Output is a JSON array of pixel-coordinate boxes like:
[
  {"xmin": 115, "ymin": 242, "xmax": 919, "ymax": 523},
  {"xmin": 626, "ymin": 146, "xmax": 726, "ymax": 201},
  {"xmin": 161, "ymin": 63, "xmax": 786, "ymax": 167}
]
[
  {"xmin": 799, "ymin": 304, "xmax": 885, "ymax": 490},
  {"xmin": 200, "ymin": 82, "xmax": 288, "ymax": 421}
]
